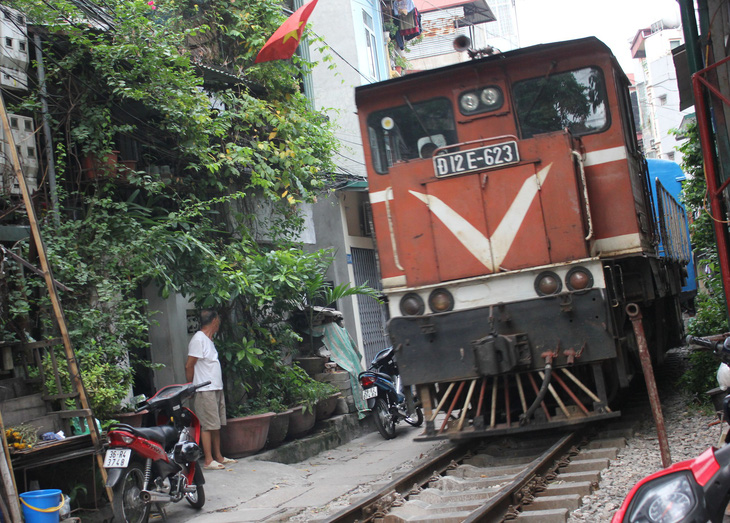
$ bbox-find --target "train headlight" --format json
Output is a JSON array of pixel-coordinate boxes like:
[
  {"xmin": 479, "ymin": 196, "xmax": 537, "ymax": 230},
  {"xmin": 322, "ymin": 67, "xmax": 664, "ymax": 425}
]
[
  {"xmin": 400, "ymin": 293, "xmax": 425, "ymax": 316},
  {"xmin": 480, "ymin": 87, "xmax": 502, "ymax": 107},
  {"xmin": 428, "ymin": 288, "xmax": 454, "ymax": 312},
  {"xmin": 459, "ymin": 92, "xmax": 479, "ymax": 112},
  {"xmin": 566, "ymin": 266, "xmax": 593, "ymax": 291},
  {"xmin": 459, "ymin": 86, "xmax": 504, "ymax": 115},
  {"xmin": 534, "ymin": 271, "xmax": 562, "ymax": 296}
]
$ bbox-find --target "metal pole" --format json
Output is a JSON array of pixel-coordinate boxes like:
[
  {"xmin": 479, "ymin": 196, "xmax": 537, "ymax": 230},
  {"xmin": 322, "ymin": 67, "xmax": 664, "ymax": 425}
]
[
  {"xmin": 692, "ymin": 73, "xmax": 730, "ymax": 315},
  {"xmin": 33, "ymin": 33, "xmax": 59, "ymax": 227},
  {"xmin": 627, "ymin": 303, "xmax": 672, "ymax": 468}
]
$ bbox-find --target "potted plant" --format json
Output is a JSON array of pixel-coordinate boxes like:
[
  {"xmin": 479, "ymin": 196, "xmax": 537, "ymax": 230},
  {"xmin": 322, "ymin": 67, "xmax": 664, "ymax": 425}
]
[
  {"xmin": 264, "ymin": 399, "xmax": 293, "ymax": 449},
  {"xmin": 280, "ymin": 363, "xmax": 340, "ymax": 437},
  {"xmin": 219, "ymin": 401, "xmax": 275, "ymax": 459}
]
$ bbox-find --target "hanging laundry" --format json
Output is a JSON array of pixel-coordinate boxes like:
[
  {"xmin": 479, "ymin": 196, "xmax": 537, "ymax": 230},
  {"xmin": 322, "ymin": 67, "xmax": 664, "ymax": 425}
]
[
  {"xmin": 392, "ymin": 0, "xmax": 415, "ymax": 16},
  {"xmin": 392, "ymin": 0, "xmax": 422, "ymax": 50},
  {"xmin": 401, "ymin": 8, "xmax": 422, "ymax": 41}
]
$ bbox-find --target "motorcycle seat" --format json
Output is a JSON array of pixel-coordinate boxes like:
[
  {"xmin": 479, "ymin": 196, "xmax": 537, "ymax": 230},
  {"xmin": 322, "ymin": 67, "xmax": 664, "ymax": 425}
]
[
  {"xmin": 134, "ymin": 425, "xmax": 179, "ymax": 448},
  {"xmin": 372, "ymin": 371, "xmax": 393, "ymax": 381}
]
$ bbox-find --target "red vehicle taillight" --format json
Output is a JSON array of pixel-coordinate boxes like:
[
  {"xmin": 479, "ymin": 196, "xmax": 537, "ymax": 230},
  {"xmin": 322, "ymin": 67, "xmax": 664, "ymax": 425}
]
[
  {"xmin": 361, "ymin": 375, "xmax": 376, "ymax": 388},
  {"xmin": 108, "ymin": 430, "xmax": 136, "ymax": 446}
]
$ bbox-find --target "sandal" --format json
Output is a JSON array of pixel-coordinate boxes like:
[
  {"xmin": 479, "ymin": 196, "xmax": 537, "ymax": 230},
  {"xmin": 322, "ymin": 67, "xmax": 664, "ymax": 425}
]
[
  {"xmin": 220, "ymin": 457, "xmax": 237, "ymax": 464},
  {"xmin": 204, "ymin": 460, "xmax": 225, "ymax": 470}
]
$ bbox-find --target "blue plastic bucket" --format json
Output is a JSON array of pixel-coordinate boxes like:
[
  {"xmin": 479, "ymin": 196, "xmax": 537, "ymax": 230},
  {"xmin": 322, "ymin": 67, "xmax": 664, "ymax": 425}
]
[{"xmin": 19, "ymin": 489, "xmax": 63, "ymax": 523}]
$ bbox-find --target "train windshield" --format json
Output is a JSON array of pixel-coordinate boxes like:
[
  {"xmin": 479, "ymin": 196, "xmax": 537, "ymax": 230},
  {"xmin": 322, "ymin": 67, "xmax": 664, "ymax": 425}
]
[
  {"xmin": 367, "ymin": 97, "xmax": 457, "ymax": 174},
  {"xmin": 513, "ymin": 66, "xmax": 609, "ymax": 139}
]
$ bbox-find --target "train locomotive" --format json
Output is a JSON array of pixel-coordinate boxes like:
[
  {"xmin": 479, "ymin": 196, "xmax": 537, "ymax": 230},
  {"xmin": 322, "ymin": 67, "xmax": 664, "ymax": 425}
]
[{"xmin": 355, "ymin": 37, "xmax": 692, "ymax": 440}]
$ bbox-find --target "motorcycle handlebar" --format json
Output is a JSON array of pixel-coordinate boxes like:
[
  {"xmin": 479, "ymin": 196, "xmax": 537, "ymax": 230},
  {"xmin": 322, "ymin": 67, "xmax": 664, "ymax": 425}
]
[
  {"xmin": 686, "ymin": 335, "xmax": 721, "ymax": 351},
  {"xmin": 686, "ymin": 335, "xmax": 730, "ymax": 364}
]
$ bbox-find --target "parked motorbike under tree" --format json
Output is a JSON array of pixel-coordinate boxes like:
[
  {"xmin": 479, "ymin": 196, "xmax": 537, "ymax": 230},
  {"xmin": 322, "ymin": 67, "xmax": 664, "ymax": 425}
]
[
  {"xmin": 359, "ymin": 346, "xmax": 424, "ymax": 439},
  {"xmin": 104, "ymin": 381, "xmax": 210, "ymax": 523}
]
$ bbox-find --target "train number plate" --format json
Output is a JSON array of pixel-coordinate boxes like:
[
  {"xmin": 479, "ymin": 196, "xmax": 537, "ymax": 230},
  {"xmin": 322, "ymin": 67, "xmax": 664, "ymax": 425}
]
[
  {"xmin": 103, "ymin": 448, "xmax": 131, "ymax": 468},
  {"xmin": 433, "ymin": 141, "xmax": 519, "ymax": 178},
  {"xmin": 362, "ymin": 387, "xmax": 377, "ymax": 400}
]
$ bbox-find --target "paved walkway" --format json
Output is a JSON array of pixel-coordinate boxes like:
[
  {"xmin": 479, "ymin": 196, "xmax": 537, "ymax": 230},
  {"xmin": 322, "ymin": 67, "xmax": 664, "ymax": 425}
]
[{"xmin": 158, "ymin": 422, "xmax": 448, "ymax": 522}]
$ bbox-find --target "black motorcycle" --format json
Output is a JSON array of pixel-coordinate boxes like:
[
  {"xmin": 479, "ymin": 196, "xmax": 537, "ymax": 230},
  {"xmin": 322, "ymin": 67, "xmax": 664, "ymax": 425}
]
[{"xmin": 359, "ymin": 347, "xmax": 424, "ymax": 439}]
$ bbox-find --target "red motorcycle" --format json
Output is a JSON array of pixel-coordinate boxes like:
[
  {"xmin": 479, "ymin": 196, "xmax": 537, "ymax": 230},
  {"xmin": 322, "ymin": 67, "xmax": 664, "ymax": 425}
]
[
  {"xmin": 612, "ymin": 336, "xmax": 730, "ymax": 523},
  {"xmin": 104, "ymin": 381, "xmax": 209, "ymax": 523}
]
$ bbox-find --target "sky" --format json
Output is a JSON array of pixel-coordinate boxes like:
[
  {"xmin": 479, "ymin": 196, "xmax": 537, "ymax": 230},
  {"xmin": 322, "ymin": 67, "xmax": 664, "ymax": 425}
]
[{"xmin": 514, "ymin": 0, "xmax": 682, "ymax": 74}]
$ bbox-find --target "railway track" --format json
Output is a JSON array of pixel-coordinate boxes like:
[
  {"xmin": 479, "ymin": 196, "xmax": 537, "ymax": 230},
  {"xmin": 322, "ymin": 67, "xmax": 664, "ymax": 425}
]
[{"xmin": 323, "ymin": 424, "xmax": 629, "ymax": 523}]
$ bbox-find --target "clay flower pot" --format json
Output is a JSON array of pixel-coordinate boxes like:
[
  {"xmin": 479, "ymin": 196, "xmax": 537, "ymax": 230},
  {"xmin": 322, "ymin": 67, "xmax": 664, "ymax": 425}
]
[
  {"xmin": 220, "ymin": 412, "xmax": 274, "ymax": 458},
  {"xmin": 293, "ymin": 356, "xmax": 327, "ymax": 377},
  {"xmin": 265, "ymin": 409, "xmax": 292, "ymax": 448},
  {"xmin": 82, "ymin": 151, "xmax": 120, "ymax": 179},
  {"xmin": 315, "ymin": 392, "xmax": 341, "ymax": 421},
  {"xmin": 287, "ymin": 405, "xmax": 315, "ymax": 438},
  {"xmin": 113, "ymin": 409, "xmax": 148, "ymax": 428}
]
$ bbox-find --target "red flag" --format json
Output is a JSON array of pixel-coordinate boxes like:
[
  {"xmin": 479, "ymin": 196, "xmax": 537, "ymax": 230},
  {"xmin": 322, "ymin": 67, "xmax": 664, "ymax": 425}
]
[{"xmin": 255, "ymin": 0, "xmax": 319, "ymax": 64}]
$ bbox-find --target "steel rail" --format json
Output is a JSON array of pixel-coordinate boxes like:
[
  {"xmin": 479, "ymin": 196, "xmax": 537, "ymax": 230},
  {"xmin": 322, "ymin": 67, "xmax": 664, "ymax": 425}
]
[
  {"xmin": 464, "ymin": 431, "xmax": 578, "ymax": 522},
  {"xmin": 323, "ymin": 441, "xmax": 473, "ymax": 523}
]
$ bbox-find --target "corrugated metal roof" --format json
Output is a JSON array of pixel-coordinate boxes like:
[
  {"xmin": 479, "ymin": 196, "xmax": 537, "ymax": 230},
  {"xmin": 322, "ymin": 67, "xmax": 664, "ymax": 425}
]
[{"xmin": 414, "ymin": 0, "xmax": 495, "ymax": 23}]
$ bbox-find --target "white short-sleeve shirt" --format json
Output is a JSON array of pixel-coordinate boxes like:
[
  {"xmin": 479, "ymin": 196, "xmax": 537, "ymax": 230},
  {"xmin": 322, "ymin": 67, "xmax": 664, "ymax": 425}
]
[{"xmin": 187, "ymin": 331, "xmax": 223, "ymax": 391}]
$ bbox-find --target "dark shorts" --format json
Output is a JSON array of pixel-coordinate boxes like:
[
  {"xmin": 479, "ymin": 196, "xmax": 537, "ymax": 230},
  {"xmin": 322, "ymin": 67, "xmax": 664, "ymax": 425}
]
[{"xmin": 193, "ymin": 390, "xmax": 227, "ymax": 431}]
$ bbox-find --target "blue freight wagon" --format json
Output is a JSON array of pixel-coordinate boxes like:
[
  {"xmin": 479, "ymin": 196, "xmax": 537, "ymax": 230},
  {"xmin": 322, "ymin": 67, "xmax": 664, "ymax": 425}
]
[{"xmin": 647, "ymin": 158, "xmax": 697, "ymax": 311}]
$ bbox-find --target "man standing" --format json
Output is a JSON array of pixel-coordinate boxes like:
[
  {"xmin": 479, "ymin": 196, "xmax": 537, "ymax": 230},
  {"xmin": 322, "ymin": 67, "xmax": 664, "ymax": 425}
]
[{"xmin": 185, "ymin": 309, "xmax": 236, "ymax": 469}]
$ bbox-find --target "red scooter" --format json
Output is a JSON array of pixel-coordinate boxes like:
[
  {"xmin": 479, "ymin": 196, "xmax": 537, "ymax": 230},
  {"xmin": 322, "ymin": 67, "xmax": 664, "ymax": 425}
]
[
  {"xmin": 104, "ymin": 381, "xmax": 209, "ymax": 523},
  {"xmin": 612, "ymin": 336, "xmax": 730, "ymax": 523}
]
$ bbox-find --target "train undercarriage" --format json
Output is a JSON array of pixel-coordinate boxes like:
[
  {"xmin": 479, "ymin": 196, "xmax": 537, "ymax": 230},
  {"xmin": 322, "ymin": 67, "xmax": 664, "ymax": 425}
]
[{"xmin": 391, "ymin": 259, "xmax": 684, "ymax": 441}]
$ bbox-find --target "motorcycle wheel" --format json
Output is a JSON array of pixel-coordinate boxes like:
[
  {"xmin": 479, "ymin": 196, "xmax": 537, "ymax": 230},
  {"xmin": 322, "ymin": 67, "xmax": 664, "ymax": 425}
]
[
  {"xmin": 111, "ymin": 462, "xmax": 151, "ymax": 523},
  {"xmin": 373, "ymin": 397, "xmax": 397, "ymax": 439},
  {"xmin": 404, "ymin": 406, "xmax": 424, "ymax": 427},
  {"xmin": 185, "ymin": 483, "xmax": 205, "ymax": 509}
]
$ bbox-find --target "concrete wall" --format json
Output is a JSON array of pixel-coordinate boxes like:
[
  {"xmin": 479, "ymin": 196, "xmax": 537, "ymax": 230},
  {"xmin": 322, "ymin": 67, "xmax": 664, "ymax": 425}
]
[
  {"xmin": 304, "ymin": 191, "xmax": 362, "ymax": 347},
  {"xmin": 309, "ymin": 0, "xmax": 386, "ymax": 179},
  {"xmin": 144, "ymin": 286, "xmax": 194, "ymax": 388}
]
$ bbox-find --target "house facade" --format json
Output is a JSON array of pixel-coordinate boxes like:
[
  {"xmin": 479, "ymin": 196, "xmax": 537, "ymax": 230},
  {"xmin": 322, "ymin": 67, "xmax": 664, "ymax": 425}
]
[
  {"xmin": 303, "ymin": 0, "xmax": 392, "ymax": 365},
  {"xmin": 630, "ymin": 13, "xmax": 694, "ymax": 163}
]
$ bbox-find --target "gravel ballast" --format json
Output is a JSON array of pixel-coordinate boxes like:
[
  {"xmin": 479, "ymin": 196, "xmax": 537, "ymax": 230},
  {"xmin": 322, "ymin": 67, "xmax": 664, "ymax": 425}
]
[{"xmin": 569, "ymin": 347, "xmax": 724, "ymax": 522}]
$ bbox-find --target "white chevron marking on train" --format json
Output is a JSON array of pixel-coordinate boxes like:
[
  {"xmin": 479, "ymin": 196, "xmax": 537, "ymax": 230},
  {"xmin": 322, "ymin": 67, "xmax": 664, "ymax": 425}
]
[{"xmin": 410, "ymin": 163, "xmax": 552, "ymax": 272}]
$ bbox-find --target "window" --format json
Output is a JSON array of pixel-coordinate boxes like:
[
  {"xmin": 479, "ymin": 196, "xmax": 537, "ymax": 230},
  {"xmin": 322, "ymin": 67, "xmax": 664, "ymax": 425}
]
[
  {"xmin": 10, "ymin": 117, "xmax": 18, "ymax": 129},
  {"xmin": 669, "ymin": 39, "xmax": 681, "ymax": 50},
  {"xmin": 24, "ymin": 120, "xmax": 31, "ymax": 131},
  {"xmin": 18, "ymin": 40, "xmax": 25, "ymax": 53},
  {"xmin": 367, "ymin": 97, "xmax": 457, "ymax": 174},
  {"xmin": 4, "ymin": 38, "xmax": 11, "ymax": 49},
  {"xmin": 362, "ymin": 11, "xmax": 380, "ymax": 81},
  {"xmin": 513, "ymin": 67, "xmax": 610, "ymax": 138},
  {"xmin": 666, "ymin": 151, "xmax": 675, "ymax": 161},
  {"xmin": 658, "ymin": 94, "xmax": 667, "ymax": 105}
]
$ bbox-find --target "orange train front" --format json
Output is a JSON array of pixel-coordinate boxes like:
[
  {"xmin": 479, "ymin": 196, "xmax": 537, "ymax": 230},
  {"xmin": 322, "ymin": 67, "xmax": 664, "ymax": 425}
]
[{"xmin": 355, "ymin": 37, "xmax": 690, "ymax": 439}]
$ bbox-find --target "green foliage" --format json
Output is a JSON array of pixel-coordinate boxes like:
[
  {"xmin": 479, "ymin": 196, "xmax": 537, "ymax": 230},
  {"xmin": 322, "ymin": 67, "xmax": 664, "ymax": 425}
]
[
  {"xmin": 672, "ymin": 122, "xmax": 729, "ymax": 401},
  {"xmin": 676, "ymin": 122, "xmax": 729, "ymax": 338},
  {"xmin": 2, "ymin": 0, "xmax": 344, "ymax": 418}
]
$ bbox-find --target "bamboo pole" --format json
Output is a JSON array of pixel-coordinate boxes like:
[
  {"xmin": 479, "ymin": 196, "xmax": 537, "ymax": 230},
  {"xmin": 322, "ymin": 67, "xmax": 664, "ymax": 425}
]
[
  {"xmin": 457, "ymin": 379, "xmax": 477, "ymax": 431},
  {"xmin": 428, "ymin": 382, "xmax": 454, "ymax": 423},
  {"xmin": 0, "ymin": 410, "xmax": 21, "ymax": 523},
  {"xmin": 561, "ymin": 368, "xmax": 612, "ymax": 412},
  {"xmin": 0, "ymin": 94, "xmax": 112, "ymax": 500}
]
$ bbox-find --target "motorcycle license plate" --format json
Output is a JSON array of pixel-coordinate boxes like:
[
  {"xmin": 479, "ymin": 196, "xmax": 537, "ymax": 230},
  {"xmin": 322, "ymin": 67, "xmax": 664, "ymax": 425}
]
[
  {"xmin": 363, "ymin": 387, "xmax": 377, "ymax": 400},
  {"xmin": 103, "ymin": 448, "xmax": 131, "ymax": 468}
]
